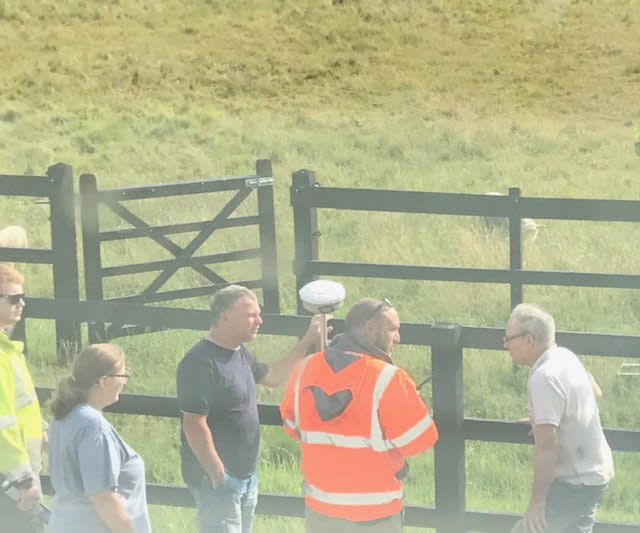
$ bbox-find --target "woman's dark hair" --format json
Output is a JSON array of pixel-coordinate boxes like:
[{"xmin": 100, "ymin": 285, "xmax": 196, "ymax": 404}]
[{"xmin": 49, "ymin": 343, "xmax": 124, "ymax": 419}]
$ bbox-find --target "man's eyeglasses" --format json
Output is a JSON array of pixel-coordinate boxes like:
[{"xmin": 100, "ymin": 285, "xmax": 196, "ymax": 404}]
[
  {"xmin": 364, "ymin": 298, "xmax": 392, "ymax": 324},
  {"xmin": 503, "ymin": 332, "xmax": 529, "ymax": 344},
  {"xmin": 0, "ymin": 293, "xmax": 25, "ymax": 305},
  {"xmin": 107, "ymin": 373, "xmax": 130, "ymax": 379}
]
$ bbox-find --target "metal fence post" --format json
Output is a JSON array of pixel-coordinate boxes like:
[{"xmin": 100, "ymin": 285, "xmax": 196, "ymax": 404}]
[
  {"xmin": 431, "ymin": 322, "xmax": 465, "ymax": 532},
  {"xmin": 48, "ymin": 163, "xmax": 80, "ymax": 362},
  {"xmin": 80, "ymin": 173, "xmax": 106, "ymax": 343},
  {"xmin": 509, "ymin": 187, "xmax": 523, "ymax": 309},
  {"xmin": 291, "ymin": 169, "xmax": 319, "ymax": 315},
  {"xmin": 255, "ymin": 159, "xmax": 280, "ymax": 314}
]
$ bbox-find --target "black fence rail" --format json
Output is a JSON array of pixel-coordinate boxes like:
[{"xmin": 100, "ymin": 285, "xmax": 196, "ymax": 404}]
[
  {"xmin": 0, "ymin": 164, "xmax": 80, "ymax": 360},
  {"xmin": 290, "ymin": 171, "xmax": 640, "ymax": 314},
  {"xmin": 27, "ymin": 298, "xmax": 639, "ymax": 532},
  {"xmin": 79, "ymin": 159, "xmax": 280, "ymax": 342}
]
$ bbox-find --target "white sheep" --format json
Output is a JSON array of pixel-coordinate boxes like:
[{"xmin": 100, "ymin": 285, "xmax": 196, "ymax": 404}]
[
  {"xmin": 0, "ymin": 225, "xmax": 28, "ymax": 265},
  {"xmin": 0, "ymin": 225, "xmax": 28, "ymax": 249},
  {"xmin": 481, "ymin": 192, "xmax": 539, "ymax": 240}
]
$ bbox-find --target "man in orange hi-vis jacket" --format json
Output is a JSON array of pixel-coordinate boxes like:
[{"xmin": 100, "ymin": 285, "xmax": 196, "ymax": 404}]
[{"xmin": 280, "ymin": 298, "xmax": 439, "ymax": 533}]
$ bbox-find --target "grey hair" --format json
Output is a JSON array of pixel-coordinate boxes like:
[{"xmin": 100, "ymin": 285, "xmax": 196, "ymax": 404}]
[
  {"xmin": 210, "ymin": 285, "xmax": 257, "ymax": 326},
  {"xmin": 508, "ymin": 303, "xmax": 555, "ymax": 346}
]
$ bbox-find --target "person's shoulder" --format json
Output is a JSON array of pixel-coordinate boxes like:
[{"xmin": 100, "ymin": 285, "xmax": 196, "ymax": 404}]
[
  {"xmin": 530, "ymin": 356, "xmax": 557, "ymax": 380},
  {"xmin": 185, "ymin": 337, "xmax": 212, "ymax": 356},
  {"xmin": 68, "ymin": 405, "xmax": 112, "ymax": 438},
  {"xmin": 366, "ymin": 355, "xmax": 399, "ymax": 376},
  {"xmin": 529, "ymin": 365, "xmax": 552, "ymax": 386},
  {"xmin": 0, "ymin": 349, "xmax": 11, "ymax": 371},
  {"xmin": 177, "ymin": 339, "xmax": 224, "ymax": 387},
  {"xmin": 529, "ymin": 351, "xmax": 556, "ymax": 381},
  {"xmin": 529, "ymin": 355, "xmax": 568, "ymax": 394},
  {"xmin": 554, "ymin": 346, "xmax": 592, "ymax": 385},
  {"xmin": 544, "ymin": 346, "xmax": 582, "ymax": 373},
  {"xmin": 179, "ymin": 338, "xmax": 214, "ymax": 367},
  {"xmin": 76, "ymin": 404, "xmax": 107, "ymax": 425},
  {"xmin": 238, "ymin": 344, "xmax": 257, "ymax": 361},
  {"xmin": 553, "ymin": 345, "xmax": 578, "ymax": 359},
  {"xmin": 62, "ymin": 402, "xmax": 94, "ymax": 419},
  {"xmin": 392, "ymin": 365, "xmax": 418, "ymax": 387}
]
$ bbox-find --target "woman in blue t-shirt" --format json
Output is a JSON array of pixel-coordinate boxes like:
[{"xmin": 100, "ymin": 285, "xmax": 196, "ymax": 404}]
[{"xmin": 47, "ymin": 344, "xmax": 151, "ymax": 533}]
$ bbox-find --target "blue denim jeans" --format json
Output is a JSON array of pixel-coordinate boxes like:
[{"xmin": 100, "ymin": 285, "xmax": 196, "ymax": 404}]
[
  {"xmin": 188, "ymin": 472, "xmax": 258, "ymax": 533},
  {"xmin": 510, "ymin": 480, "xmax": 607, "ymax": 533}
]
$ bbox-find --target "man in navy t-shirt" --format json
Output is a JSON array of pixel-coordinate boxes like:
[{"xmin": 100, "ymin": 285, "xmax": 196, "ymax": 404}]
[{"xmin": 177, "ymin": 285, "xmax": 322, "ymax": 533}]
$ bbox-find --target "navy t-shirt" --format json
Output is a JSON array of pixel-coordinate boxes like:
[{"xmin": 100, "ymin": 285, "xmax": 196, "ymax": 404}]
[{"xmin": 177, "ymin": 338, "xmax": 269, "ymax": 483}]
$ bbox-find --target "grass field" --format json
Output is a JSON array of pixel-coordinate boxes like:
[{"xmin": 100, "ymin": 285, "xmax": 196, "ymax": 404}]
[{"xmin": 2, "ymin": 0, "xmax": 640, "ymax": 531}]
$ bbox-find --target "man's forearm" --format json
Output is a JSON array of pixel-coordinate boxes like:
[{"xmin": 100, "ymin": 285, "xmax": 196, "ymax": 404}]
[
  {"xmin": 262, "ymin": 315, "xmax": 322, "ymax": 387},
  {"xmin": 530, "ymin": 439, "xmax": 559, "ymax": 506},
  {"xmin": 262, "ymin": 337, "xmax": 314, "ymax": 387}
]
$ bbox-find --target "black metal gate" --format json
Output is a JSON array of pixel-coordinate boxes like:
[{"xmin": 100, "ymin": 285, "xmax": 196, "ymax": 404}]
[
  {"xmin": 80, "ymin": 159, "xmax": 280, "ymax": 342},
  {"xmin": 0, "ymin": 163, "xmax": 80, "ymax": 361}
]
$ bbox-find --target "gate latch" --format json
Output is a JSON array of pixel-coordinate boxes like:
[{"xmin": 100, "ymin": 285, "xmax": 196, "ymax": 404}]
[{"xmin": 245, "ymin": 177, "xmax": 273, "ymax": 188}]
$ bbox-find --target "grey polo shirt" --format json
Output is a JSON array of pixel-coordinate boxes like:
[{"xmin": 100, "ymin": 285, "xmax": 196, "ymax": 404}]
[{"xmin": 528, "ymin": 345, "xmax": 614, "ymax": 486}]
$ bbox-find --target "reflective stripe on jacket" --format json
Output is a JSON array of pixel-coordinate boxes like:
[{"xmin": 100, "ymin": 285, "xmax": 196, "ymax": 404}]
[
  {"xmin": 0, "ymin": 333, "xmax": 42, "ymax": 481},
  {"xmin": 280, "ymin": 346, "xmax": 438, "ymax": 522}
]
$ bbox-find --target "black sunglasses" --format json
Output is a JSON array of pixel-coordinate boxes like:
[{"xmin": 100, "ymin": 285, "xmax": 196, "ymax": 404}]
[
  {"xmin": 107, "ymin": 373, "xmax": 130, "ymax": 379},
  {"xmin": 0, "ymin": 293, "xmax": 25, "ymax": 305},
  {"xmin": 363, "ymin": 297, "xmax": 392, "ymax": 324}
]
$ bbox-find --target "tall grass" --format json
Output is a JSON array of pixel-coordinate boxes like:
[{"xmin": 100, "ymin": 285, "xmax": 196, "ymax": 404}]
[{"xmin": 4, "ymin": 0, "xmax": 640, "ymax": 530}]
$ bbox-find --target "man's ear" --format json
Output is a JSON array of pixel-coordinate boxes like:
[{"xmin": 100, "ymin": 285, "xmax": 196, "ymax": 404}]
[
  {"xmin": 361, "ymin": 321, "xmax": 375, "ymax": 338},
  {"xmin": 216, "ymin": 311, "xmax": 227, "ymax": 328}
]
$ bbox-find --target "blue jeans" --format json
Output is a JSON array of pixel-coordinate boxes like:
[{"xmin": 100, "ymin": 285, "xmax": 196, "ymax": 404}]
[
  {"xmin": 188, "ymin": 472, "xmax": 258, "ymax": 533},
  {"xmin": 510, "ymin": 480, "xmax": 607, "ymax": 533}
]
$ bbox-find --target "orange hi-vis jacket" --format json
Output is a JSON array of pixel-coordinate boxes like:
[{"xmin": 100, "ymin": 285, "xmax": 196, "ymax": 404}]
[{"xmin": 280, "ymin": 335, "xmax": 438, "ymax": 522}]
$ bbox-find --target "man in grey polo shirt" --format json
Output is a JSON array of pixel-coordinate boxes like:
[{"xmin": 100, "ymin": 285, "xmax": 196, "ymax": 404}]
[{"xmin": 505, "ymin": 303, "xmax": 614, "ymax": 533}]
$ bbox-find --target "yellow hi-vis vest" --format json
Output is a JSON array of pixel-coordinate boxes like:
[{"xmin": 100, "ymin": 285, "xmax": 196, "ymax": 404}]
[{"xmin": 0, "ymin": 332, "xmax": 42, "ymax": 482}]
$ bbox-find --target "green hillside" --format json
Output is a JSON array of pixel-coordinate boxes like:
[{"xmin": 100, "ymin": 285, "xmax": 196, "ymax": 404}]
[
  {"xmin": 2, "ymin": 0, "xmax": 639, "ymax": 188},
  {"xmin": 1, "ymin": 1, "xmax": 639, "ymax": 531}
]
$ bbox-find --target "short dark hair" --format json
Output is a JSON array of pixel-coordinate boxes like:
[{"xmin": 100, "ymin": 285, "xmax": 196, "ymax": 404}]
[
  {"xmin": 209, "ymin": 285, "xmax": 257, "ymax": 326},
  {"xmin": 345, "ymin": 298, "xmax": 391, "ymax": 331}
]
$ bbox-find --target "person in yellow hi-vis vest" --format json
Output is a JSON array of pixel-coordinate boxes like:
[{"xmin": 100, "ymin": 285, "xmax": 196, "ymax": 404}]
[{"xmin": 0, "ymin": 264, "xmax": 44, "ymax": 532}]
